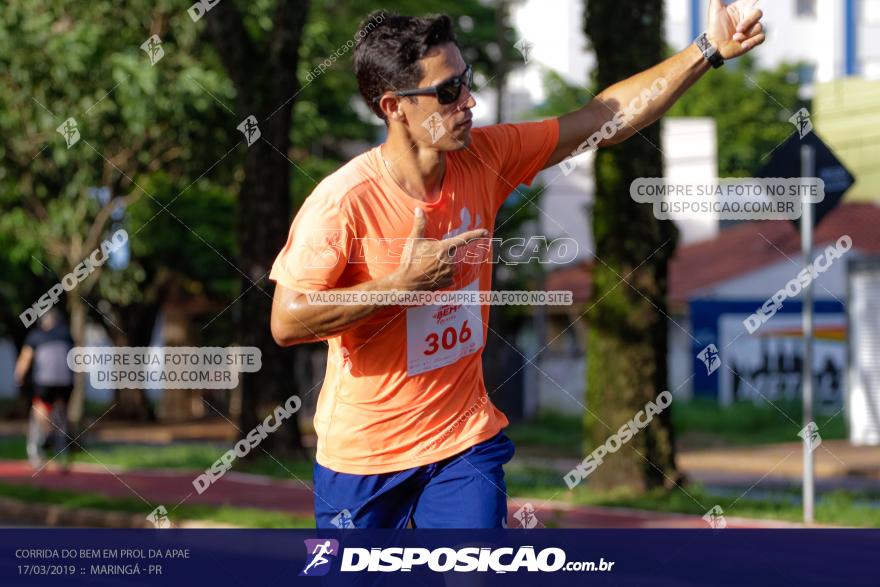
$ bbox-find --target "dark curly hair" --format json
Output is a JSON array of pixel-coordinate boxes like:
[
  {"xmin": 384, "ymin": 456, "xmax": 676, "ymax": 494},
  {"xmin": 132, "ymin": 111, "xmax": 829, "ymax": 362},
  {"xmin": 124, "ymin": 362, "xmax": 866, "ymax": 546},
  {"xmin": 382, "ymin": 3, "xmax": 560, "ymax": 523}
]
[{"xmin": 354, "ymin": 11, "xmax": 459, "ymax": 122}]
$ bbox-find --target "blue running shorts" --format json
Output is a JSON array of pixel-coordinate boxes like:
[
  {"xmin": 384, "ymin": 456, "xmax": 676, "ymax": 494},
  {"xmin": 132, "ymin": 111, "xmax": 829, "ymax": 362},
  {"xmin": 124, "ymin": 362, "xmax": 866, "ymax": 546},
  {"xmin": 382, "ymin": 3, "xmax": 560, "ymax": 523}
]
[{"xmin": 313, "ymin": 432, "xmax": 515, "ymax": 529}]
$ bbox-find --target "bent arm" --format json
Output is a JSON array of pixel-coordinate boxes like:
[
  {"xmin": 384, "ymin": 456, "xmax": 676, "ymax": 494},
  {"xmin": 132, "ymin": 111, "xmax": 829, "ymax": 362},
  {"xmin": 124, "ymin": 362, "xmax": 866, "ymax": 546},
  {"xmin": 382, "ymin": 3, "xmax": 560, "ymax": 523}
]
[
  {"xmin": 271, "ymin": 208, "xmax": 488, "ymax": 347},
  {"xmin": 14, "ymin": 345, "xmax": 33, "ymax": 387},
  {"xmin": 270, "ymin": 274, "xmax": 404, "ymax": 346}
]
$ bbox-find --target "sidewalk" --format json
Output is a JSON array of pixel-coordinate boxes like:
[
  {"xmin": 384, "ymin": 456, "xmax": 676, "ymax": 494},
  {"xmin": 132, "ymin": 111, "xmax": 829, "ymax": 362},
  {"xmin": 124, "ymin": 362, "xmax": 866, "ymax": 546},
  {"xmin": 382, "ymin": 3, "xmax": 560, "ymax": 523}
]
[
  {"xmin": 0, "ymin": 460, "xmax": 804, "ymax": 529},
  {"xmin": 517, "ymin": 440, "xmax": 880, "ymax": 494},
  {"xmin": 678, "ymin": 440, "xmax": 880, "ymax": 481}
]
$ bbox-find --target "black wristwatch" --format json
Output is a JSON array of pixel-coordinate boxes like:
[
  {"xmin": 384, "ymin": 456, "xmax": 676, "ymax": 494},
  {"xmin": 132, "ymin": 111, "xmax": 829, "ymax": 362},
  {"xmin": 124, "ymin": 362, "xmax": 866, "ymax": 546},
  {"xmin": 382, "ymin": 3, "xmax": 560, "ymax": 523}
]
[{"xmin": 696, "ymin": 32, "xmax": 724, "ymax": 69}]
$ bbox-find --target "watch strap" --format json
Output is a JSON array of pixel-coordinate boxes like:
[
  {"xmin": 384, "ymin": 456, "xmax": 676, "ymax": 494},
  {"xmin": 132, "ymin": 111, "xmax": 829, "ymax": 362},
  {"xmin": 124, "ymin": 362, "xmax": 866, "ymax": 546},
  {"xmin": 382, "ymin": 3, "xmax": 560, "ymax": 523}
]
[{"xmin": 696, "ymin": 32, "xmax": 724, "ymax": 69}]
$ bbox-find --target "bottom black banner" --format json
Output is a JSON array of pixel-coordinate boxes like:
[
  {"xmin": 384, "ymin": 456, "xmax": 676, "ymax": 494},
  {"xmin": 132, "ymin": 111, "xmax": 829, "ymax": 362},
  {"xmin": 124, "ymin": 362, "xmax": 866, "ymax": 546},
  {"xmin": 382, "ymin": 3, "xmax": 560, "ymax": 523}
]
[{"xmin": 1, "ymin": 529, "xmax": 876, "ymax": 586}]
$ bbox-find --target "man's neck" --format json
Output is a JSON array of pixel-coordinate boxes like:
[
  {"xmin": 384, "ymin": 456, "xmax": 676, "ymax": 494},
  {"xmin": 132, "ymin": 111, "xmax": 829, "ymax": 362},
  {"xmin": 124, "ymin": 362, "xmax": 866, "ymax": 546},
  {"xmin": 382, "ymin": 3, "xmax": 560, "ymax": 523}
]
[{"xmin": 380, "ymin": 133, "xmax": 445, "ymax": 202}]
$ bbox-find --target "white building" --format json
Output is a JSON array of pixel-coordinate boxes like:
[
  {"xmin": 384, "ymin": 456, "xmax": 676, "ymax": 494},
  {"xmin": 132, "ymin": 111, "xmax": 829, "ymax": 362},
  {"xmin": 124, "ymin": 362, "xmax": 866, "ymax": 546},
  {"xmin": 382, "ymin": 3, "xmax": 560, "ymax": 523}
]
[{"xmin": 680, "ymin": 0, "xmax": 880, "ymax": 84}]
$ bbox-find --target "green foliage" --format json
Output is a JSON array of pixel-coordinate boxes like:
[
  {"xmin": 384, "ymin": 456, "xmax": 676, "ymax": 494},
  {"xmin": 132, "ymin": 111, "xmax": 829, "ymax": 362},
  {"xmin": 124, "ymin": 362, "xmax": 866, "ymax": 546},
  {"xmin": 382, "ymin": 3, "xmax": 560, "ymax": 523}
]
[
  {"xmin": 125, "ymin": 173, "xmax": 237, "ymax": 302},
  {"xmin": 576, "ymin": 486, "xmax": 880, "ymax": 528},
  {"xmin": 529, "ymin": 70, "xmax": 594, "ymax": 119},
  {"xmin": 502, "ymin": 464, "xmax": 880, "ymax": 528},
  {"xmin": 668, "ymin": 55, "xmax": 808, "ymax": 177},
  {"xmin": 0, "ymin": 0, "xmax": 238, "ymax": 339},
  {"xmin": 290, "ymin": 0, "xmax": 520, "ymax": 159},
  {"xmin": 0, "ymin": 437, "xmax": 313, "ymax": 480},
  {"xmin": 505, "ymin": 411, "xmax": 582, "ymax": 456},
  {"xmin": 0, "ymin": 483, "xmax": 313, "ymax": 528},
  {"xmin": 673, "ymin": 398, "xmax": 846, "ymax": 446},
  {"xmin": 0, "ymin": 0, "xmax": 521, "ymax": 343},
  {"xmin": 531, "ymin": 54, "xmax": 808, "ymax": 181}
]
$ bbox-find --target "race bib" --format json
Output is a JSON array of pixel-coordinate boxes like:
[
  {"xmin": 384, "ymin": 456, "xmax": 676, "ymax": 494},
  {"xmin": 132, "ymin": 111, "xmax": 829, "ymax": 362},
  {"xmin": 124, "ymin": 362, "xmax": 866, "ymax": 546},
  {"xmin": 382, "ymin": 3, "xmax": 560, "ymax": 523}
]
[{"xmin": 406, "ymin": 279, "xmax": 484, "ymax": 376}]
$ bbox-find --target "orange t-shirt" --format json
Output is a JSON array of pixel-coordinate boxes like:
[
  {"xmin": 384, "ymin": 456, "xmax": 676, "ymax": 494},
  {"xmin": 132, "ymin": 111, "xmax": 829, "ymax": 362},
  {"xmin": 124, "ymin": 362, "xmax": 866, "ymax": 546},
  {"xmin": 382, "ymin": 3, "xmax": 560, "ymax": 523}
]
[{"xmin": 269, "ymin": 118, "xmax": 560, "ymax": 474}]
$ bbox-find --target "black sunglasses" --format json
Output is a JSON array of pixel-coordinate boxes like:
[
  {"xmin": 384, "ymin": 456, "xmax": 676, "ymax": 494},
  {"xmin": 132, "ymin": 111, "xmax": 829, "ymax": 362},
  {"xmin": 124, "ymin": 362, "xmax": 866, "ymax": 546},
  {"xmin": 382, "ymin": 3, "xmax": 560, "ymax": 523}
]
[{"xmin": 377, "ymin": 65, "xmax": 473, "ymax": 107}]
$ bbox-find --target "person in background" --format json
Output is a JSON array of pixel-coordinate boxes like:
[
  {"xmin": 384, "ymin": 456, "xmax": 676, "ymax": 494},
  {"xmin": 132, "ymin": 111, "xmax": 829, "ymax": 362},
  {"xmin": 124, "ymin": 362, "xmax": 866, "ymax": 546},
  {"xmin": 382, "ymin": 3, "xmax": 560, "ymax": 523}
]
[{"xmin": 14, "ymin": 308, "xmax": 74, "ymax": 470}]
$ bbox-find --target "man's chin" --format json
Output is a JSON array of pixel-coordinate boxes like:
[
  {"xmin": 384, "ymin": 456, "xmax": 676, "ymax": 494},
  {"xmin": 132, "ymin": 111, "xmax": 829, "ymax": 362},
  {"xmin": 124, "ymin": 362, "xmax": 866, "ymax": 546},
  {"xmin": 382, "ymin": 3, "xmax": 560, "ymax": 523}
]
[{"xmin": 447, "ymin": 128, "xmax": 472, "ymax": 150}]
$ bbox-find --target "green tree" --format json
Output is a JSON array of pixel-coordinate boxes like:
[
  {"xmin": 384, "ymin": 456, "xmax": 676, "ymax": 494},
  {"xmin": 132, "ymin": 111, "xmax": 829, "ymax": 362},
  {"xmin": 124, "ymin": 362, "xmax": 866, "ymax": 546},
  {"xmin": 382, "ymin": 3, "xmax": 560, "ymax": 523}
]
[
  {"xmin": 583, "ymin": 0, "xmax": 678, "ymax": 491},
  {"xmin": 668, "ymin": 54, "xmax": 806, "ymax": 177},
  {"xmin": 1, "ymin": 1, "xmax": 525, "ymax": 449},
  {"xmin": 196, "ymin": 0, "xmax": 310, "ymax": 455},
  {"xmin": 0, "ymin": 0, "xmax": 238, "ymax": 423}
]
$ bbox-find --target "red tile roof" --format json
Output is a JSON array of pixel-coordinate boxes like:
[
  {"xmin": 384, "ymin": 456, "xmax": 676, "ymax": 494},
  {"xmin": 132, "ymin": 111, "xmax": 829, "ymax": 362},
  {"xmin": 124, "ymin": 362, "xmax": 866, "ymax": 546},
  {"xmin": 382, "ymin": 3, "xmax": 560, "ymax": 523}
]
[
  {"xmin": 545, "ymin": 260, "xmax": 592, "ymax": 302},
  {"xmin": 668, "ymin": 202, "xmax": 880, "ymax": 306},
  {"xmin": 544, "ymin": 203, "xmax": 880, "ymax": 310}
]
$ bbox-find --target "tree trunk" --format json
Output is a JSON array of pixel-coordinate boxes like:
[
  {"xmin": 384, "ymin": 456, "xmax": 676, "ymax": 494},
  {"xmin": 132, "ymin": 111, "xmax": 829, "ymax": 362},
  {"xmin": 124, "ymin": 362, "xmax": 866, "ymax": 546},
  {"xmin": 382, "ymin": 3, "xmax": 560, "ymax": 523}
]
[
  {"xmin": 583, "ymin": 0, "xmax": 679, "ymax": 491},
  {"xmin": 108, "ymin": 299, "xmax": 161, "ymax": 421},
  {"xmin": 483, "ymin": 0, "xmax": 514, "ymax": 418},
  {"xmin": 236, "ymin": 113, "xmax": 304, "ymax": 455},
  {"xmin": 206, "ymin": 0, "xmax": 310, "ymax": 457},
  {"xmin": 67, "ymin": 295, "xmax": 88, "ymax": 432}
]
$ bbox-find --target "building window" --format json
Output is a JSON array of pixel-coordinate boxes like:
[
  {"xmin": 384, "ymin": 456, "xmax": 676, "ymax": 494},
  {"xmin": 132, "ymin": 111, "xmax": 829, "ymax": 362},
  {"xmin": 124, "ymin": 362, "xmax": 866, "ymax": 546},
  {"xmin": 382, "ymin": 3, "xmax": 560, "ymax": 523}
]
[{"xmin": 796, "ymin": 0, "xmax": 817, "ymax": 18}]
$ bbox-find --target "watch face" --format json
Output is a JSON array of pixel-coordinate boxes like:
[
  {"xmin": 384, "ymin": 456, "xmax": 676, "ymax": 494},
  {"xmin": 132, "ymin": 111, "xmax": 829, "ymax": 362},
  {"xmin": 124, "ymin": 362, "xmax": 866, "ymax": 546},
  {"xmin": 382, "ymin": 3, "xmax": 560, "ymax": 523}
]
[{"xmin": 697, "ymin": 34, "xmax": 717, "ymax": 57}]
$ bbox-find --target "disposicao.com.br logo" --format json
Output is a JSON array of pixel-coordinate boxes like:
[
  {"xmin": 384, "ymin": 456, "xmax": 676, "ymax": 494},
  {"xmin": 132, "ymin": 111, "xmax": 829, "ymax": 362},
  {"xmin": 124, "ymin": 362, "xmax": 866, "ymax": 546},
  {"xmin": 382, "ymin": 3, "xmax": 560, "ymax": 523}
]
[{"xmin": 298, "ymin": 539, "xmax": 614, "ymax": 575}]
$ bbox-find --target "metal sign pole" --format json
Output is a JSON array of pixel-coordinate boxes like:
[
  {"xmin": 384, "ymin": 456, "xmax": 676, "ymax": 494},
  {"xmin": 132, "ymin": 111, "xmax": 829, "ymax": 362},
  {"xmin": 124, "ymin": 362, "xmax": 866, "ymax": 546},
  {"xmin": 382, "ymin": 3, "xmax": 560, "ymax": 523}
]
[{"xmin": 801, "ymin": 144, "xmax": 815, "ymax": 524}]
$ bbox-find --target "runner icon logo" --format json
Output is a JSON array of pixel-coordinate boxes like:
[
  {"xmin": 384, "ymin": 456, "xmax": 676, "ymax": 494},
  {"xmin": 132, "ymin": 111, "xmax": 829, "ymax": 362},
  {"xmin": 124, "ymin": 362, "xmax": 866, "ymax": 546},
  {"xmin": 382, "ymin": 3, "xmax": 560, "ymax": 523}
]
[
  {"xmin": 513, "ymin": 503, "xmax": 539, "ymax": 529},
  {"xmin": 140, "ymin": 35, "xmax": 165, "ymax": 66},
  {"xmin": 146, "ymin": 505, "xmax": 171, "ymax": 529},
  {"xmin": 422, "ymin": 112, "xmax": 446, "ymax": 143},
  {"xmin": 798, "ymin": 421, "xmax": 822, "ymax": 452},
  {"xmin": 56, "ymin": 117, "xmax": 80, "ymax": 149},
  {"xmin": 331, "ymin": 509, "xmax": 356, "ymax": 529},
  {"xmin": 789, "ymin": 108, "xmax": 813, "ymax": 139},
  {"xmin": 702, "ymin": 505, "xmax": 727, "ymax": 529},
  {"xmin": 697, "ymin": 344, "xmax": 721, "ymax": 375},
  {"xmin": 300, "ymin": 539, "xmax": 340, "ymax": 577},
  {"xmin": 237, "ymin": 115, "xmax": 261, "ymax": 147},
  {"xmin": 514, "ymin": 38, "xmax": 534, "ymax": 63}
]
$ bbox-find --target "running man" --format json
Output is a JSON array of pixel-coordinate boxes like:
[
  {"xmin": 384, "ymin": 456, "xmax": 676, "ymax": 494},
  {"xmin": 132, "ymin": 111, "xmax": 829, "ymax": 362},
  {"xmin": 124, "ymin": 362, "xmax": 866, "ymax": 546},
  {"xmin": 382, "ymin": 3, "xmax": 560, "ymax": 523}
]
[
  {"xmin": 14, "ymin": 308, "xmax": 75, "ymax": 469},
  {"xmin": 270, "ymin": 1, "xmax": 764, "ymax": 528},
  {"xmin": 302, "ymin": 540, "xmax": 335, "ymax": 575}
]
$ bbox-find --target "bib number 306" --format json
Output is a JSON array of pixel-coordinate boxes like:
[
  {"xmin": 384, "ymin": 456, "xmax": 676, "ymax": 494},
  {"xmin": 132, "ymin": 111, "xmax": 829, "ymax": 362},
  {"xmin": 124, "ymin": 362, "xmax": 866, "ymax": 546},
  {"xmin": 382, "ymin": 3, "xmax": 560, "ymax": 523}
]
[
  {"xmin": 406, "ymin": 279, "xmax": 484, "ymax": 376},
  {"xmin": 424, "ymin": 320, "xmax": 472, "ymax": 355}
]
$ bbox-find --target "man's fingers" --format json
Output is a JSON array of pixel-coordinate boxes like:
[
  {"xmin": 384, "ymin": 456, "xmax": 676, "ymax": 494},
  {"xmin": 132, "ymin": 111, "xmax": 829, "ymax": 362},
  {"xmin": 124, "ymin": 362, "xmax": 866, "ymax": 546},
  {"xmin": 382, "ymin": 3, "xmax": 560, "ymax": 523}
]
[
  {"xmin": 744, "ymin": 22, "xmax": 762, "ymax": 38},
  {"xmin": 442, "ymin": 229, "xmax": 489, "ymax": 250},
  {"xmin": 741, "ymin": 32, "xmax": 765, "ymax": 51},
  {"xmin": 436, "ymin": 229, "xmax": 489, "ymax": 266},
  {"xmin": 735, "ymin": 21, "xmax": 763, "ymax": 42},
  {"xmin": 736, "ymin": 8, "xmax": 762, "ymax": 34}
]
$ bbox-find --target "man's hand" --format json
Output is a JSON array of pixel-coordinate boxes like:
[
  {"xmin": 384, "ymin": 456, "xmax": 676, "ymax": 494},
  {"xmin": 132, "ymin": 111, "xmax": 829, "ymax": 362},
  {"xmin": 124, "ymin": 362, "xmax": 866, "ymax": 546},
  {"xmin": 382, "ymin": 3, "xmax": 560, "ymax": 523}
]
[
  {"xmin": 391, "ymin": 207, "xmax": 488, "ymax": 292},
  {"xmin": 707, "ymin": 0, "xmax": 765, "ymax": 58},
  {"xmin": 543, "ymin": 0, "xmax": 766, "ymax": 171}
]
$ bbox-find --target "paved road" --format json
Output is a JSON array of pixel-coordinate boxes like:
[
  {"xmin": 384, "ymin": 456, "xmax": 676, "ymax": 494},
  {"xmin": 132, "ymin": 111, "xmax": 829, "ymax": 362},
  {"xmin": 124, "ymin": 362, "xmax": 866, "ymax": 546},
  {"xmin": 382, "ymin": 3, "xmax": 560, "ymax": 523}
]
[{"xmin": 0, "ymin": 460, "xmax": 806, "ymax": 529}]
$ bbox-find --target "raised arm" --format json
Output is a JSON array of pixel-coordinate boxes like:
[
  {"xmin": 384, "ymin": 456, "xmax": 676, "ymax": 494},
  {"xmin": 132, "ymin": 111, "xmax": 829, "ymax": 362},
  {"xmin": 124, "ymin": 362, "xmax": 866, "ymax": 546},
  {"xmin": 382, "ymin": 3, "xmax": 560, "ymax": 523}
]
[{"xmin": 543, "ymin": 0, "xmax": 765, "ymax": 170}]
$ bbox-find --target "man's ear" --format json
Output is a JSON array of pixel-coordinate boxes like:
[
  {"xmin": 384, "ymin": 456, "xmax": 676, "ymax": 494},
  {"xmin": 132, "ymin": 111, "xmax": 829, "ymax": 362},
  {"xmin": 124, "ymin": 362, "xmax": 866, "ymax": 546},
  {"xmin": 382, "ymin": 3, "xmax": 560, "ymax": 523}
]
[
  {"xmin": 378, "ymin": 94, "xmax": 405, "ymax": 123},
  {"xmin": 379, "ymin": 92, "xmax": 400, "ymax": 120}
]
